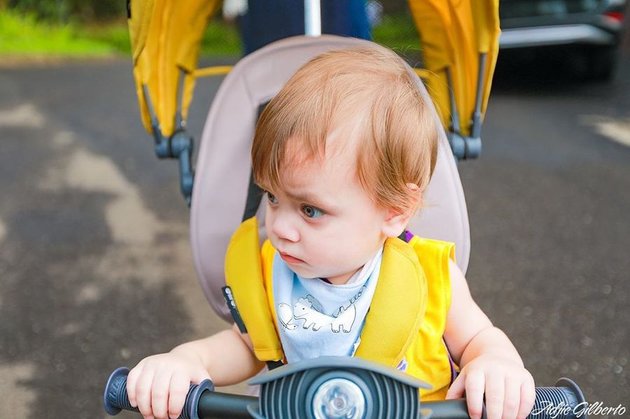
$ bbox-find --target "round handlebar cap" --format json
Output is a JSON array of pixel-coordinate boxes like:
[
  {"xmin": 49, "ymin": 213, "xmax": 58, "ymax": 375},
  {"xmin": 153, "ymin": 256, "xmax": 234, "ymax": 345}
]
[
  {"xmin": 103, "ymin": 367, "xmax": 130, "ymax": 415},
  {"xmin": 186, "ymin": 378, "xmax": 214, "ymax": 419},
  {"xmin": 556, "ymin": 377, "xmax": 588, "ymax": 405}
]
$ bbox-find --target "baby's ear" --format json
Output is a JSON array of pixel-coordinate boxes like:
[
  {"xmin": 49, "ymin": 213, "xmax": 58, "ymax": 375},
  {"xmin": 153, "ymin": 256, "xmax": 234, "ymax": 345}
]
[{"xmin": 381, "ymin": 184, "xmax": 421, "ymax": 238}]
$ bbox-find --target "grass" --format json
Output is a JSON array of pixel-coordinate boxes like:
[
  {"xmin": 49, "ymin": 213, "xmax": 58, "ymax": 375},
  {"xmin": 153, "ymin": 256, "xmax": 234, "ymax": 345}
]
[
  {"xmin": 0, "ymin": 10, "xmax": 116, "ymax": 57},
  {"xmin": 0, "ymin": 9, "xmax": 241, "ymax": 59},
  {"xmin": 373, "ymin": 13, "xmax": 420, "ymax": 52},
  {"xmin": 200, "ymin": 20, "xmax": 242, "ymax": 56},
  {"xmin": 0, "ymin": 9, "xmax": 418, "ymax": 60}
]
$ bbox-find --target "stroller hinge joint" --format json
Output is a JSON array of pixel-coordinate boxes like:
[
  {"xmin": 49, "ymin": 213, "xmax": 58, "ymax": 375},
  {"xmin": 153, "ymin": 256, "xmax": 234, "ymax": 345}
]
[
  {"xmin": 448, "ymin": 131, "xmax": 482, "ymax": 160},
  {"xmin": 154, "ymin": 129, "xmax": 195, "ymax": 206}
]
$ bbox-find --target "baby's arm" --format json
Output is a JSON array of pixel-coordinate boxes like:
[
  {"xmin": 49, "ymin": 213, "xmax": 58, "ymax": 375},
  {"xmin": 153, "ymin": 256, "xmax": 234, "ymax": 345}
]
[
  {"xmin": 444, "ymin": 260, "xmax": 535, "ymax": 419},
  {"xmin": 126, "ymin": 324, "xmax": 264, "ymax": 419}
]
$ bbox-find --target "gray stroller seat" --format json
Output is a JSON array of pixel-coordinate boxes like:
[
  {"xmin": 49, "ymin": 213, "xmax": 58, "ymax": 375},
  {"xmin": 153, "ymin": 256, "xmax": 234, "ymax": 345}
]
[{"xmin": 190, "ymin": 35, "xmax": 470, "ymax": 321}]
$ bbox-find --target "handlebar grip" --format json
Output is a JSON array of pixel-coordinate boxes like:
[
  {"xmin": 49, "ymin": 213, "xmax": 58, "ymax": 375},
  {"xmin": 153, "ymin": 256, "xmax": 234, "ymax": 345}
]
[
  {"xmin": 103, "ymin": 367, "xmax": 214, "ymax": 419},
  {"xmin": 103, "ymin": 367, "xmax": 134, "ymax": 415},
  {"xmin": 529, "ymin": 378, "xmax": 587, "ymax": 419},
  {"xmin": 425, "ymin": 377, "xmax": 587, "ymax": 419}
]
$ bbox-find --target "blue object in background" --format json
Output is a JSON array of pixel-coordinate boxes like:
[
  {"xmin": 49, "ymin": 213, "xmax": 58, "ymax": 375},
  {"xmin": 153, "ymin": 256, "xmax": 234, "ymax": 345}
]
[{"xmin": 239, "ymin": 0, "xmax": 371, "ymax": 55}]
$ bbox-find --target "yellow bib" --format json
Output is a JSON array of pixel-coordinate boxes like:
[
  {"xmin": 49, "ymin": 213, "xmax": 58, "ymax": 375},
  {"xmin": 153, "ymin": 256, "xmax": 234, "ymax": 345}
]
[{"xmin": 224, "ymin": 217, "xmax": 456, "ymax": 400}]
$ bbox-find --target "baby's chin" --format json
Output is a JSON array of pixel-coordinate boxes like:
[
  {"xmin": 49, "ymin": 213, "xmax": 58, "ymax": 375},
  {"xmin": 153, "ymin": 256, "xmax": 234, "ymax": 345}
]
[
  {"xmin": 290, "ymin": 265, "xmax": 332, "ymax": 281},
  {"xmin": 288, "ymin": 265, "xmax": 319, "ymax": 279},
  {"xmin": 287, "ymin": 261, "xmax": 360, "ymax": 284}
]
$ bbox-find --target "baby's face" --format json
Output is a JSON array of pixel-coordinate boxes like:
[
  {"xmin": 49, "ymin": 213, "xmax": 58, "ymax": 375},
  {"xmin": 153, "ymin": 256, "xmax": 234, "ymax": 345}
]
[{"xmin": 263, "ymin": 136, "xmax": 393, "ymax": 285}]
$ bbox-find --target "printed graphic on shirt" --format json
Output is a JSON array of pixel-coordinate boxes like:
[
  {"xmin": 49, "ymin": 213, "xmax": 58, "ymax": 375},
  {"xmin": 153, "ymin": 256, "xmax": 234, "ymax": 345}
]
[
  {"xmin": 277, "ymin": 303, "xmax": 298, "ymax": 330},
  {"xmin": 278, "ymin": 286, "xmax": 365, "ymax": 333}
]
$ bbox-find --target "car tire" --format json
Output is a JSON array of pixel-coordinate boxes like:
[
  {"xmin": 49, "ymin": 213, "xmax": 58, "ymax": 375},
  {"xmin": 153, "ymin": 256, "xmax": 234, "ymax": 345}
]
[{"xmin": 584, "ymin": 45, "xmax": 618, "ymax": 81}]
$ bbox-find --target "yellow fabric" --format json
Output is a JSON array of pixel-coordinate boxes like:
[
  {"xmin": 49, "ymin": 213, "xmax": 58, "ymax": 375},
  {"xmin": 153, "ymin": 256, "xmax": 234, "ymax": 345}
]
[
  {"xmin": 194, "ymin": 66, "xmax": 234, "ymax": 78},
  {"xmin": 224, "ymin": 217, "xmax": 283, "ymax": 361},
  {"xmin": 472, "ymin": 0, "xmax": 501, "ymax": 118},
  {"xmin": 261, "ymin": 238, "xmax": 279, "ymax": 350},
  {"xmin": 408, "ymin": 0, "xmax": 500, "ymax": 136},
  {"xmin": 353, "ymin": 238, "xmax": 427, "ymax": 367},
  {"xmin": 127, "ymin": 0, "xmax": 220, "ymax": 137},
  {"xmin": 405, "ymin": 236, "xmax": 456, "ymax": 400},
  {"xmin": 224, "ymin": 218, "xmax": 456, "ymax": 398}
]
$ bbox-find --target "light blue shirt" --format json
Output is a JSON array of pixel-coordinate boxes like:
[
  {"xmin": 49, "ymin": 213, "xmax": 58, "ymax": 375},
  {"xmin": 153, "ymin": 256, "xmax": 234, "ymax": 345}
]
[{"xmin": 273, "ymin": 249, "xmax": 383, "ymax": 363}]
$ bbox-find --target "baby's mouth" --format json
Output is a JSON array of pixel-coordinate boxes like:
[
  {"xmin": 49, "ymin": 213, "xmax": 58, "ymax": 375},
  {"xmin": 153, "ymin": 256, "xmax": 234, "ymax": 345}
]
[{"xmin": 279, "ymin": 252, "xmax": 305, "ymax": 265}]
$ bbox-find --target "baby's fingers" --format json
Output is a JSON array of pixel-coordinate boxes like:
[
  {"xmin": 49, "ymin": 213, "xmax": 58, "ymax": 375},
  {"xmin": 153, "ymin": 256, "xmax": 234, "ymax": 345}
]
[
  {"xmin": 483, "ymin": 373, "xmax": 504, "ymax": 419},
  {"xmin": 517, "ymin": 375, "xmax": 536, "ymax": 419},
  {"xmin": 126, "ymin": 363, "xmax": 145, "ymax": 408},
  {"xmin": 463, "ymin": 369, "xmax": 486, "ymax": 419},
  {"xmin": 445, "ymin": 373, "xmax": 466, "ymax": 399},
  {"xmin": 151, "ymin": 369, "xmax": 175, "ymax": 419},
  {"xmin": 502, "ymin": 378, "xmax": 523, "ymax": 419},
  {"xmin": 167, "ymin": 372, "xmax": 190, "ymax": 419},
  {"xmin": 135, "ymin": 367, "xmax": 156, "ymax": 418}
]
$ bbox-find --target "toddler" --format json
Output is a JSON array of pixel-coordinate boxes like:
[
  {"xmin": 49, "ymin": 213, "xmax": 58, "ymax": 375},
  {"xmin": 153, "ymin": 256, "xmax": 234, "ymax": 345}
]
[{"xmin": 126, "ymin": 44, "xmax": 535, "ymax": 419}]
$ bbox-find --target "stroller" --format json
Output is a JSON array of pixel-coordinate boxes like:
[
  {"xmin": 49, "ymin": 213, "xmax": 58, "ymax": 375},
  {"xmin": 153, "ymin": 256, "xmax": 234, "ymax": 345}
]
[{"xmin": 106, "ymin": 1, "xmax": 588, "ymax": 418}]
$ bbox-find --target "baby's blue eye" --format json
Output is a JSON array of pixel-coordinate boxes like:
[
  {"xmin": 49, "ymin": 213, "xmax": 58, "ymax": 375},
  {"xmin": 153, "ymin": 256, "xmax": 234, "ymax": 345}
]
[
  {"xmin": 302, "ymin": 205, "xmax": 323, "ymax": 219},
  {"xmin": 267, "ymin": 192, "xmax": 278, "ymax": 205}
]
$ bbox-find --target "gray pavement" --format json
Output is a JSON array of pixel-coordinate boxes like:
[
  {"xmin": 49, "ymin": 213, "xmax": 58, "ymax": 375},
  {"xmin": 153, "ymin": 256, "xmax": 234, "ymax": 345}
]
[{"xmin": 0, "ymin": 50, "xmax": 629, "ymax": 418}]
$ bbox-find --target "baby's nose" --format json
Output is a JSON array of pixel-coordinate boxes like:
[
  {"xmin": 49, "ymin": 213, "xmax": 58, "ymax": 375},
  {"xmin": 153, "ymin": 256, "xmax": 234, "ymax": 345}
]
[{"xmin": 270, "ymin": 213, "xmax": 300, "ymax": 243}]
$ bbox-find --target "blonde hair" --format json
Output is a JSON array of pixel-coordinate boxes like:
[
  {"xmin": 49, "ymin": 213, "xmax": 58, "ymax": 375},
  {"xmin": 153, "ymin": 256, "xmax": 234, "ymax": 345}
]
[{"xmin": 252, "ymin": 44, "xmax": 438, "ymax": 214}]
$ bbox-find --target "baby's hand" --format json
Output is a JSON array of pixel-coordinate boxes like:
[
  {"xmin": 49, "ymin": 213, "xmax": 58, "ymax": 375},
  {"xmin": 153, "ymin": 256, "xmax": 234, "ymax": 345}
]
[
  {"xmin": 445, "ymin": 354, "xmax": 535, "ymax": 419},
  {"xmin": 126, "ymin": 351, "xmax": 211, "ymax": 419}
]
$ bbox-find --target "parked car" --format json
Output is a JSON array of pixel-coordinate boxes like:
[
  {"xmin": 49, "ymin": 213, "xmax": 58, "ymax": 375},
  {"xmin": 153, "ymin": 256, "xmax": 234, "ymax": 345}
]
[{"xmin": 499, "ymin": 0, "xmax": 627, "ymax": 80}]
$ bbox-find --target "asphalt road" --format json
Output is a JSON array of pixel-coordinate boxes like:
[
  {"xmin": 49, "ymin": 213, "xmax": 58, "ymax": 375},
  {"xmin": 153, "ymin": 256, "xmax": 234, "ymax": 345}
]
[{"xmin": 0, "ymin": 49, "xmax": 629, "ymax": 418}]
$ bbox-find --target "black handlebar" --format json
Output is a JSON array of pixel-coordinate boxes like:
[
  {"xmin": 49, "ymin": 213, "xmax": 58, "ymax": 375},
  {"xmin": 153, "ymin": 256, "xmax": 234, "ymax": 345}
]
[{"xmin": 104, "ymin": 367, "xmax": 587, "ymax": 419}]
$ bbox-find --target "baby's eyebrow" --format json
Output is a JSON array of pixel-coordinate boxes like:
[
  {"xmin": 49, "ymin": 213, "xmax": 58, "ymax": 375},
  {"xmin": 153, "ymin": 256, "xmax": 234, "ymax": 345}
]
[{"xmin": 284, "ymin": 190, "xmax": 336, "ymax": 211}]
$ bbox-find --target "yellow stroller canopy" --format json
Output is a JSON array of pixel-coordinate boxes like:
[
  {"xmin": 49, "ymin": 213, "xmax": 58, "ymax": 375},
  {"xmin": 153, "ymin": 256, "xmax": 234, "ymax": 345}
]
[
  {"xmin": 127, "ymin": 0, "xmax": 500, "ymax": 158},
  {"xmin": 410, "ymin": 0, "xmax": 500, "ymax": 140},
  {"xmin": 128, "ymin": 0, "xmax": 221, "ymax": 138}
]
